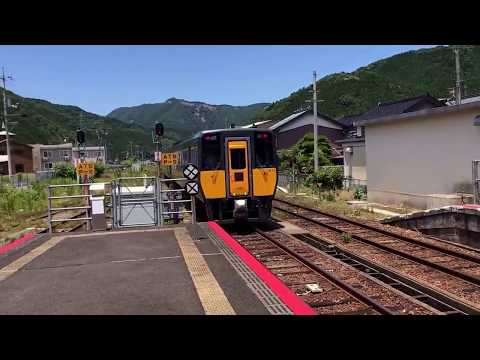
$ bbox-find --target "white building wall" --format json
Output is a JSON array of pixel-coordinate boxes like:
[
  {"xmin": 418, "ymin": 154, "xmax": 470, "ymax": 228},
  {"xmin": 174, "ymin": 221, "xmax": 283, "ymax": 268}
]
[
  {"xmin": 365, "ymin": 108, "xmax": 480, "ymax": 208},
  {"xmin": 342, "ymin": 141, "xmax": 367, "ymax": 182}
]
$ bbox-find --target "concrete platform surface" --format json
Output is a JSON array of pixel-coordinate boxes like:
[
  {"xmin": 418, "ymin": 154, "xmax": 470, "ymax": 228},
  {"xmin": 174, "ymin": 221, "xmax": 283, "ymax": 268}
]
[{"xmin": 0, "ymin": 226, "xmax": 272, "ymax": 315}]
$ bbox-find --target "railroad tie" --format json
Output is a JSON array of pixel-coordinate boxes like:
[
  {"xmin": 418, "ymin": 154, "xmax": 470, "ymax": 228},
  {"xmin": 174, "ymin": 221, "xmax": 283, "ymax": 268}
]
[{"xmin": 174, "ymin": 228, "xmax": 236, "ymax": 315}]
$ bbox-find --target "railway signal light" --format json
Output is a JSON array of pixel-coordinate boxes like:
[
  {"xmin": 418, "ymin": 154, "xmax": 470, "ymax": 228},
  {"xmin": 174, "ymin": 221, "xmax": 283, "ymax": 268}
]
[
  {"xmin": 76, "ymin": 129, "xmax": 86, "ymax": 145},
  {"xmin": 155, "ymin": 122, "xmax": 164, "ymax": 137}
]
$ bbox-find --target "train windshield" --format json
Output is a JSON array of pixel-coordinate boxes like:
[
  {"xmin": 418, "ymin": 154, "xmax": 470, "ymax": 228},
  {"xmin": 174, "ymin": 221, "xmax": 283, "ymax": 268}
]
[
  {"xmin": 230, "ymin": 148, "xmax": 246, "ymax": 169},
  {"xmin": 254, "ymin": 132, "xmax": 274, "ymax": 167},
  {"xmin": 202, "ymin": 134, "xmax": 222, "ymax": 170}
]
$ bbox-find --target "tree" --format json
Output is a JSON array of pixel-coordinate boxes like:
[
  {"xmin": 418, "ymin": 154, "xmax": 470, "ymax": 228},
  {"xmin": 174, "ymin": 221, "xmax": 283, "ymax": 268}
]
[{"xmin": 278, "ymin": 133, "xmax": 333, "ymax": 175}]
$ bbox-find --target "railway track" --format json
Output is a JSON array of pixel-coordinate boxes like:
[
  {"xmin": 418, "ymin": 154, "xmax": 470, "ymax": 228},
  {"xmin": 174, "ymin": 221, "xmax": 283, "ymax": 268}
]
[
  {"xmin": 38, "ymin": 210, "xmax": 88, "ymax": 234},
  {"xmin": 225, "ymin": 225, "xmax": 441, "ymax": 315},
  {"xmin": 272, "ymin": 198, "xmax": 480, "ymax": 311}
]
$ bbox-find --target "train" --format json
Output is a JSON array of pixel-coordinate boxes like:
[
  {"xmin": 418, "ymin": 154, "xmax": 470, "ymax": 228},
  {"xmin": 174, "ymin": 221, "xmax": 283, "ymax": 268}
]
[{"xmin": 168, "ymin": 127, "xmax": 278, "ymax": 223}]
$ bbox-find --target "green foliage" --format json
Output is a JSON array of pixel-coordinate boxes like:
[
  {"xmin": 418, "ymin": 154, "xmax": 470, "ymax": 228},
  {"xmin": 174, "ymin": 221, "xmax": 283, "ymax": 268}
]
[
  {"xmin": 94, "ymin": 162, "xmax": 106, "ymax": 178},
  {"xmin": 0, "ymin": 183, "xmax": 47, "ymax": 216},
  {"xmin": 307, "ymin": 166, "xmax": 343, "ymax": 191},
  {"xmin": 53, "ymin": 162, "xmax": 76, "ymax": 179},
  {"xmin": 278, "ymin": 133, "xmax": 332, "ymax": 175},
  {"xmin": 1, "ymin": 89, "xmax": 157, "ymax": 160},
  {"xmin": 253, "ymin": 46, "xmax": 480, "ymax": 123},
  {"xmin": 354, "ymin": 186, "xmax": 367, "ymax": 200},
  {"xmin": 108, "ymin": 98, "xmax": 268, "ymax": 141},
  {"xmin": 341, "ymin": 233, "xmax": 352, "ymax": 243}
]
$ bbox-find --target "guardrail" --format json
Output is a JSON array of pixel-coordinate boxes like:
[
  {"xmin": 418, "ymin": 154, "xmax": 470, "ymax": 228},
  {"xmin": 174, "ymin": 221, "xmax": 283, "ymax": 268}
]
[
  {"xmin": 158, "ymin": 178, "xmax": 195, "ymax": 226},
  {"xmin": 47, "ymin": 183, "xmax": 92, "ymax": 234}
]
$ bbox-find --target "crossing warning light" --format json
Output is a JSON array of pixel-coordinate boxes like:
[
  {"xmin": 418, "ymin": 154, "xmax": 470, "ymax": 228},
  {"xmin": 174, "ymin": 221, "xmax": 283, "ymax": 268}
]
[
  {"xmin": 155, "ymin": 122, "xmax": 164, "ymax": 137},
  {"xmin": 76, "ymin": 129, "xmax": 86, "ymax": 144}
]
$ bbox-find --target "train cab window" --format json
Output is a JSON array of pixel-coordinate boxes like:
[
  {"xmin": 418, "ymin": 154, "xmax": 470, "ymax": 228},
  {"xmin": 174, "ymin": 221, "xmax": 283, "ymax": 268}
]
[
  {"xmin": 202, "ymin": 135, "xmax": 222, "ymax": 170},
  {"xmin": 254, "ymin": 132, "xmax": 274, "ymax": 167},
  {"xmin": 230, "ymin": 149, "xmax": 246, "ymax": 169}
]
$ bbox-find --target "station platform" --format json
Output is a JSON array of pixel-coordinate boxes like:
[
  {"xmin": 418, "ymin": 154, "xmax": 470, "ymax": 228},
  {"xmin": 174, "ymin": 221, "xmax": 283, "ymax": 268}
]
[{"xmin": 0, "ymin": 223, "xmax": 305, "ymax": 315}]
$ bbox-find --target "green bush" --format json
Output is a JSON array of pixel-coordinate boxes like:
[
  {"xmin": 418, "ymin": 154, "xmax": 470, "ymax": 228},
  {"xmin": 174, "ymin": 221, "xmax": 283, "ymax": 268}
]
[
  {"xmin": 94, "ymin": 162, "xmax": 106, "ymax": 178},
  {"xmin": 354, "ymin": 186, "xmax": 367, "ymax": 200},
  {"xmin": 308, "ymin": 166, "xmax": 343, "ymax": 191},
  {"xmin": 53, "ymin": 162, "xmax": 76, "ymax": 179}
]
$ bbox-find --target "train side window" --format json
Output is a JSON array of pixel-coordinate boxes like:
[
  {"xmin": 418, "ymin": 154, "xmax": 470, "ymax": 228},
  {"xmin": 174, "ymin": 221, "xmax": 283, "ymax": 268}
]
[
  {"xmin": 230, "ymin": 149, "xmax": 246, "ymax": 169},
  {"xmin": 254, "ymin": 133, "xmax": 274, "ymax": 167},
  {"xmin": 202, "ymin": 135, "xmax": 222, "ymax": 170}
]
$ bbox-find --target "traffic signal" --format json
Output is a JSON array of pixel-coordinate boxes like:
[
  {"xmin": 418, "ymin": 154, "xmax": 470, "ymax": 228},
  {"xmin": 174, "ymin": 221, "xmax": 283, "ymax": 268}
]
[
  {"xmin": 76, "ymin": 129, "xmax": 86, "ymax": 144},
  {"xmin": 155, "ymin": 122, "xmax": 164, "ymax": 137}
]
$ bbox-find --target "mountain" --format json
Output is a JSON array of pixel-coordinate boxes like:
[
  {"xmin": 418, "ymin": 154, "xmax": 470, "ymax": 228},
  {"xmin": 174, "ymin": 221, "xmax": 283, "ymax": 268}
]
[
  {"xmin": 108, "ymin": 98, "xmax": 269, "ymax": 141},
  {"xmin": 0, "ymin": 90, "xmax": 164, "ymax": 160},
  {"xmin": 253, "ymin": 45, "xmax": 480, "ymax": 122}
]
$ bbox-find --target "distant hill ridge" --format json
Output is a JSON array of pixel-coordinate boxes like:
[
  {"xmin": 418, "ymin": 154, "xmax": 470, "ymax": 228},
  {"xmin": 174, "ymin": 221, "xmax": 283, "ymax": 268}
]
[
  {"xmin": 107, "ymin": 97, "xmax": 269, "ymax": 140},
  {"xmin": 252, "ymin": 45, "xmax": 480, "ymax": 123}
]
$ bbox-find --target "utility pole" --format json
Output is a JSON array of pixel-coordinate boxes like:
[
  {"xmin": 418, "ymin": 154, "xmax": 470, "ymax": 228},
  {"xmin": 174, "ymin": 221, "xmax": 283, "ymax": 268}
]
[
  {"xmin": 1, "ymin": 67, "xmax": 13, "ymax": 181},
  {"xmin": 454, "ymin": 47, "xmax": 463, "ymax": 105},
  {"xmin": 313, "ymin": 70, "xmax": 319, "ymax": 173}
]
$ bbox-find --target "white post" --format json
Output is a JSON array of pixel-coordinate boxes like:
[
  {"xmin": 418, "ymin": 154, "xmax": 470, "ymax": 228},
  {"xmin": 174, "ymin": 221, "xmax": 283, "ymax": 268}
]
[
  {"xmin": 313, "ymin": 70, "xmax": 318, "ymax": 173},
  {"xmin": 1, "ymin": 68, "xmax": 13, "ymax": 181}
]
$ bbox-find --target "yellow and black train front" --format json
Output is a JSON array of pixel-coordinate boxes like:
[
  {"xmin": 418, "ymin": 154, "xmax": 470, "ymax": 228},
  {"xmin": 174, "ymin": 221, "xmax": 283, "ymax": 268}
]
[{"xmin": 172, "ymin": 128, "xmax": 278, "ymax": 223}]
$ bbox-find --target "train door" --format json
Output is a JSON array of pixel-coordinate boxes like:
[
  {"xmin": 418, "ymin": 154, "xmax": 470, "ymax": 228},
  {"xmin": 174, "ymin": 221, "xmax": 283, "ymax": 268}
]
[{"xmin": 226, "ymin": 138, "xmax": 250, "ymax": 197}]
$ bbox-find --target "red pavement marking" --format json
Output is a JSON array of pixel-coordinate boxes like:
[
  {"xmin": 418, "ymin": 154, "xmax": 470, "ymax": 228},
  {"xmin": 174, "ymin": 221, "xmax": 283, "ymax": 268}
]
[
  {"xmin": 462, "ymin": 204, "xmax": 480, "ymax": 209},
  {"xmin": 0, "ymin": 232, "xmax": 35, "ymax": 255},
  {"xmin": 208, "ymin": 221, "xmax": 316, "ymax": 316}
]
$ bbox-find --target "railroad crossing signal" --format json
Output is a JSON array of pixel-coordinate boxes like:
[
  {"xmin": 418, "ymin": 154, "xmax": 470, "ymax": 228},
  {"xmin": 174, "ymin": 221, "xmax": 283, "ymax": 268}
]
[
  {"xmin": 183, "ymin": 163, "xmax": 199, "ymax": 180},
  {"xmin": 161, "ymin": 152, "xmax": 180, "ymax": 166},
  {"xmin": 185, "ymin": 181, "xmax": 199, "ymax": 195},
  {"xmin": 76, "ymin": 162, "xmax": 95, "ymax": 177}
]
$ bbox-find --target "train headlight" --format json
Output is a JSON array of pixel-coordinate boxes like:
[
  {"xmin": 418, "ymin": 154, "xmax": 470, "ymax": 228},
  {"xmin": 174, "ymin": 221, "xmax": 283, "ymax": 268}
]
[{"xmin": 234, "ymin": 199, "xmax": 247, "ymax": 209}]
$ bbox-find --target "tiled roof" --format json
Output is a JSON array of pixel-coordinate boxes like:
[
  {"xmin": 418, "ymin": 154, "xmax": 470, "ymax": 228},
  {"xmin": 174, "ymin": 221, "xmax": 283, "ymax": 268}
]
[{"xmin": 337, "ymin": 93, "xmax": 445, "ymax": 128}]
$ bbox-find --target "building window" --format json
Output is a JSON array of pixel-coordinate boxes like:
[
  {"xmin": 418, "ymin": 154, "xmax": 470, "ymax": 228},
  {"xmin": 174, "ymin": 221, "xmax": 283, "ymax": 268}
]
[
  {"xmin": 15, "ymin": 164, "xmax": 25, "ymax": 173},
  {"xmin": 44, "ymin": 162, "xmax": 53, "ymax": 170}
]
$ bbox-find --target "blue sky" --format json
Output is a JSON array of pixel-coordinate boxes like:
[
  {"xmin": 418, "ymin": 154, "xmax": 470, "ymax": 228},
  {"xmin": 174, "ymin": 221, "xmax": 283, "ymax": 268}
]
[{"xmin": 0, "ymin": 45, "xmax": 434, "ymax": 115}]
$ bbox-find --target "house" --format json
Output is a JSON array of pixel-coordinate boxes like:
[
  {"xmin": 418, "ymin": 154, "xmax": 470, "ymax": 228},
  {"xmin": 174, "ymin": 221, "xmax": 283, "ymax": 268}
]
[
  {"xmin": 72, "ymin": 146, "xmax": 106, "ymax": 166},
  {"xmin": 244, "ymin": 109, "xmax": 346, "ymax": 164},
  {"xmin": 354, "ymin": 97, "xmax": 480, "ymax": 209},
  {"xmin": 31, "ymin": 143, "xmax": 73, "ymax": 172},
  {"xmin": 0, "ymin": 131, "xmax": 34, "ymax": 175},
  {"xmin": 336, "ymin": 93, "xmax": 446, "ymax": 188},
  {"xmin": 31, "ymin": 143, "xmax": 106, "ymax": 172}
]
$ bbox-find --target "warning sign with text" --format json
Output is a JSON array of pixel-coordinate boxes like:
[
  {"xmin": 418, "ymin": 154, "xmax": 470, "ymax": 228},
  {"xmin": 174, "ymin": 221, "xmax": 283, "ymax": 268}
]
[
  {"xmin": 161, "ymin": 152, "xmax": 180, "ymax": 166},
  {"xmin": 76, "ymin": 162, "xmax": 95, "ymax": 176}
]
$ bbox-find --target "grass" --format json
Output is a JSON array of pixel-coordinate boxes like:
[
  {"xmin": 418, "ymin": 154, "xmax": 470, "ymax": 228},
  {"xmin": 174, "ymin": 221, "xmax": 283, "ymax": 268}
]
[{"xmin": 275, "ymin": 189, "xmax": 383, "ymax": 222}]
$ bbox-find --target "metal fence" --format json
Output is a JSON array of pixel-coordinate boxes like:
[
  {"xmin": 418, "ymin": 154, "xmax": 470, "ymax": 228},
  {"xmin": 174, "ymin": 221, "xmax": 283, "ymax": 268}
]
[
  {"xmin": 47, "ymin": 183, "xmax": 92, "ymax": 234},
  {"xmin": 278, "ymin": 169, "xmax": 367, "ymax": 195},
  {"xmin": 111, "ymin": 176, "xmax": 195, "ymax": 229},
  {"xmin": 0, "ymin": 173, "xmax": 37, "ymax": 188}
]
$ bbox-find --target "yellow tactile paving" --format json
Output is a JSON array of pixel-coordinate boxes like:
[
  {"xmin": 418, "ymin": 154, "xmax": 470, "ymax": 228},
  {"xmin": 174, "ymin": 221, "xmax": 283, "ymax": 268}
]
[{"xmin": 174, "ymin": 228, "xmax": 236, "ymax": 315}]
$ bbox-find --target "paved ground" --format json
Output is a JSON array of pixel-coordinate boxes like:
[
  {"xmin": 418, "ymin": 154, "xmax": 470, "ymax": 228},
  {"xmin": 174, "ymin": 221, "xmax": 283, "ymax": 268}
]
[{"xmin": 0, "ymin": 227, "xmax": 269, "ymax": 315}]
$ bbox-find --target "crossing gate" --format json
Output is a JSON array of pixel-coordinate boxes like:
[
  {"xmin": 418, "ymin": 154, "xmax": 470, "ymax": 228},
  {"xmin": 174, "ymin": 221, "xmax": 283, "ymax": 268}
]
[{"xmin": 111, "ymin": 176, "xmax": 196, "ymax": 228}]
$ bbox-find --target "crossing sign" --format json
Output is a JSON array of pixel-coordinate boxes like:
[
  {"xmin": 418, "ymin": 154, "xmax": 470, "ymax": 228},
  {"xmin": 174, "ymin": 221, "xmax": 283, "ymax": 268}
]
[
  {"xmin": 76, "ymin": 162, "xmax": 95, "ymax": 176},
  {"xmin": 185, "ymin": 181, "xmax": 199, "ymax": 195},
  {"xmin": 183, "ymin": 163, "xmax": 199, "ymax": 180},
  {"xmin": 161, "ymin": 152, "xmax": 180, "ymax": 166}
]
